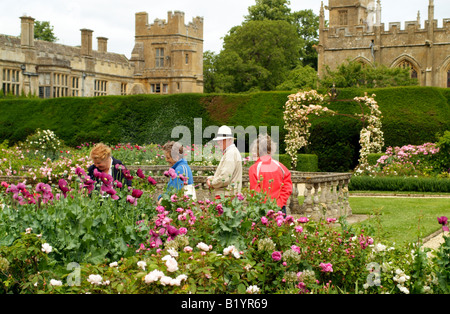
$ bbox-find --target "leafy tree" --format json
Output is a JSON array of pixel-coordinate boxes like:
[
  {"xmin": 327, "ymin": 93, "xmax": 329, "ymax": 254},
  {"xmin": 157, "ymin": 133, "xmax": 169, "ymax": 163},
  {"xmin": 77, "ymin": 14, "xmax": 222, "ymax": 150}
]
[
  {"xmin": 245, "ymin": 0, "xmax": 319, "ymax": 69},
  {"xmin": 34, "ymin": 20, "xmax": 58, "ymax": 42},
  {"xmin": 203, "ymin": 51, "xmax": 219, "ymax": 93},
  {"xmin": 245, "ymin": 0, "xmax": 292, "ymax": 21},
  {"xmin": 276, "ymin": 64, "xmax": 318, "ymax": 91},
  {"xmin": 214, "ymin": 20, "xmax": 302, "ymax": 93}
]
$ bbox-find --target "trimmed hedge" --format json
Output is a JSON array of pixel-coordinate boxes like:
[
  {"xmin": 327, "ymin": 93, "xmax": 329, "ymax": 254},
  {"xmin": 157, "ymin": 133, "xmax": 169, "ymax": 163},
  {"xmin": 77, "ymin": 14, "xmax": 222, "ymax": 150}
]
[
  {"xmin": 275, "ymin": 154, "xmax": 319, "ymax": 172},
  {"xmin": 0, "ymin": 87, "xmax": 448, "ymax": 172},
  {"xmin": 349, "ymin": 176, "xmax": 450, "ymax": 193}
]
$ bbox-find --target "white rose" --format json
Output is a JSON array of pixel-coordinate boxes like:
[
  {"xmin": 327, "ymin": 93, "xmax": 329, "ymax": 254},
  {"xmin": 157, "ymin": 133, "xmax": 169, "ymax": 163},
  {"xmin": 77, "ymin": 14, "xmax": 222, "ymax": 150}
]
[
  {"xmin": 137, "ymin": 261, "xmax": 147, "ymax": 271},
  {"xmin": 41, "ymin": 243, "xmax": 52, "ymax": 254},
  {"xmin": 50, "ymin": 279, "xmax": 62, "ymax": 286},
  {"xmin": 196, "ymin": 242, "xmax": 210, "ymax": 252},
  {"xmin": 160, "ymin": 276, "xmax": 172, "ymax": 286},
  {"xmin": 165, "ymin": 257, "xmax": 179, "ymax": 273},
  {"xmin": 87, "ymin": 274, "xmax": 103, "ymax": 285},
  {"xmin": 109, "ymin": 261, "xmax": 118, "ymax": 267}
]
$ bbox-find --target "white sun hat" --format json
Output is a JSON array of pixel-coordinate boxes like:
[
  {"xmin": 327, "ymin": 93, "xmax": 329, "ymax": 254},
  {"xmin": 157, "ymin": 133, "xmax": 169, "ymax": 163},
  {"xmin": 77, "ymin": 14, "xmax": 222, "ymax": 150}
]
[{"xmin": 212, "ymin": 125, "xmax": 235, "ymax": 141}]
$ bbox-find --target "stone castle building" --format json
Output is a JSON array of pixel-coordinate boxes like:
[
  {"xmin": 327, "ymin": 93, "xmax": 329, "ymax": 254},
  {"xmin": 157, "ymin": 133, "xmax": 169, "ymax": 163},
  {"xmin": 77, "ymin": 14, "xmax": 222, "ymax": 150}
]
[
  {"xmin": 0, "ymin": 11, "xmax": 203, "ymax": 98},
  {"xmin": 317, "ymin": 0, "xmax": 450, "ymax": 88}
]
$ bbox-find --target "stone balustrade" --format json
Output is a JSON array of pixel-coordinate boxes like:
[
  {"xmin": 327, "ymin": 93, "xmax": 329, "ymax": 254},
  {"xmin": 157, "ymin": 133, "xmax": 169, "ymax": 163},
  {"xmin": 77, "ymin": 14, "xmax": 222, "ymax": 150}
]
[
  {"xmin": 128, "ymin": 165, "xmax": 353, "ymax": 220},
  {"xmin": 1, "ymin": 165, "xmax": 353, "ymax": 221}
]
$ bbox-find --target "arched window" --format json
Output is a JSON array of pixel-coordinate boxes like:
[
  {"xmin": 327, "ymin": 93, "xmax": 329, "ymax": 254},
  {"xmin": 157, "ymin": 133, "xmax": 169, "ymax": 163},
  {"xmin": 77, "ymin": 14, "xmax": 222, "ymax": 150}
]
[
  {"xmin": 447, "ymin": 70, "xmax": 450, "ymax": 88},
  {"xmin": 398, "ymin": 60, "xmax": 418, "ymax": 79}
]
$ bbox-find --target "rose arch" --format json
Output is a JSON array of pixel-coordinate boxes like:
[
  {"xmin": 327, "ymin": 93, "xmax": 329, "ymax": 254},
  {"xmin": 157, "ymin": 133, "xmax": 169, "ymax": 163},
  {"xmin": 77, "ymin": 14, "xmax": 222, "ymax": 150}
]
[{"xmin": 283, "ymin": 90, "xmax": 384, "ymax": 174}]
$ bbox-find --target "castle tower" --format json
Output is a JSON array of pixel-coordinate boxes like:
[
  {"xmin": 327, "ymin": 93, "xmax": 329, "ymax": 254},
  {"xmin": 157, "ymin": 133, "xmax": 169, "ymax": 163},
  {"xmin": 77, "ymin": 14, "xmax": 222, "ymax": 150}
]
[
  {"xmin": 130, "ymin": 11, "xmax": 204, "ymax": 94},
  {"xmin": 317, "ymin": 0, "xmax": 450, "ymax": 88},
  {"xmin": 327, "ymin": 0, "xmax": 375, "ymax": 31}
]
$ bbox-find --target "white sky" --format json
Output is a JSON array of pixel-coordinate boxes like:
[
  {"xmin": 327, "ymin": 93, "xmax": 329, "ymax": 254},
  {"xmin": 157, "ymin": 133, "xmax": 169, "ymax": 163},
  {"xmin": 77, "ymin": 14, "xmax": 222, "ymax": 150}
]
[{"xmin": 1, "ymin": 0, "xmax": 449, "ymax": 58}]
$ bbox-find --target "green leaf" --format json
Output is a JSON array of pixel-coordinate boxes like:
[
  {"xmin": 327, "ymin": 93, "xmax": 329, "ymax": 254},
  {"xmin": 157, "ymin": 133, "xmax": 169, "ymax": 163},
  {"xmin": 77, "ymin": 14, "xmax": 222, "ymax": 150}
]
[{"xmin": 237, "ymin": 283, "xmax": 246, "ymax": 294}]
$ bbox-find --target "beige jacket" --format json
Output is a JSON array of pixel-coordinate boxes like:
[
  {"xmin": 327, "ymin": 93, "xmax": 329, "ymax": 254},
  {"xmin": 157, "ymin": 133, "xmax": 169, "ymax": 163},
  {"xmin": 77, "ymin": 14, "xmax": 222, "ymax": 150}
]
[{"xmin": 208, "ymin": 144, "xmax": 242, "ymax": 197}]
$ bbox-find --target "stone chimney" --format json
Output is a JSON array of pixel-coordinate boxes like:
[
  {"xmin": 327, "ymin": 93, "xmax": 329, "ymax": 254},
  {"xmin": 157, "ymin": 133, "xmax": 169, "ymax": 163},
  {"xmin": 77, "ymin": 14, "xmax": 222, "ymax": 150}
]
[
  {"xmin": 97, "ymin": 37, "xmax": 108, "ymax": 53},
  {"xmin": 80, "ymin": 28, "xmax": 93, "ymax": 56},
  {"xmin": 20, "ymin": 16, "xmax": 35, "ymax": 48}
]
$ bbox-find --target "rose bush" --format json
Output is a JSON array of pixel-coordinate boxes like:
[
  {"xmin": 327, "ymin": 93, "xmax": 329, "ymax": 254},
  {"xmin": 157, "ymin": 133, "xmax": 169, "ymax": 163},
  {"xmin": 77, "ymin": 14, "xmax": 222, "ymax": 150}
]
[{"xmin": 283, "ymin": 90, "xmax": 384, "ymax": 172}]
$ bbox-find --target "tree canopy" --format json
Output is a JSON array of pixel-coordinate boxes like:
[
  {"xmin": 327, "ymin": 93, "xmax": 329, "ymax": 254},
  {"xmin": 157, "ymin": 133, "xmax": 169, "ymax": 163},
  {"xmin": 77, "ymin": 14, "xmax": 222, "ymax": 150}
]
[
  {"xmin": 203, "ymin": 0, "xmax": 319, "ymax": 93},
  {"xmin": 212, "ymin": 20, "xmax": 302, "ymax": 93},
  {"xmin": 34, "ymin": 20, "xmax": 58, "ymax": 42}
]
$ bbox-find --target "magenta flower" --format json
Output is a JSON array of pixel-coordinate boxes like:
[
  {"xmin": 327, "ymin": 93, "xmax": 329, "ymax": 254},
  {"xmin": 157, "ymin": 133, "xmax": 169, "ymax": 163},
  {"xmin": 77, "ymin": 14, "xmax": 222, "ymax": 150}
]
[
  {"xmin": 35, "ymin": 182, "xmax": 51, "ymax": 194},
  {"xmin": 319, "ymin": 263, "xmax": 333, "ymax": 273},
  {"xmin": 132, "ymin": 189, "xmax": 143, "ymax": 199},
  {"xmin": 216, "ymin": 203, "xmax": 224, "ymax": 215},
  {"xmin": 58, "ymin": 179, "xmax": 70, "ymax": 198},
  {"xmin": 75, "ymin": 167, "xmax": 87, "ymax": 181},
  {"xmin": 83, "ymin": 179, "xmax": 95, "ymax": 193},
  {"xmin": 147, "ymin": 175, "xmax": 157, "ymax": 185},
  {"xmin": 297, "ymin": 217, "xmax": 309, "ymax": 223},
  {"xmin": 438, "ymin": 216, "xmax": 449, "ymax": 232},
  {"xmin": 164, "ymin": 168, "xmax": 177, "ymax": 180},
  {"xmin": 101, "ymin": 184, "xmax": 119, "ymax": 200},
  {"xmin": 179, "ymin": 174, "xmax": 188, "ymax": 183},
  {"xmin": 114, "ymin": 180, "xmax": 123, "ymax": 189},
  {"xmin": 261, "ymin": 216, "xmax": 268, "ymax": 225},
  {"xmin": 167, "ymin": 225, "xmax": 180, "ymax": 239},
  {"xmin": 122, "ymin": 168, "xmax": 133, "ymax": 181},
  {"xmin": 100, "ymin": 173, "xmax": 114, "ymax": 186},
  {"xmin": 137, "ymin": 168, "xmax": 146, "ymax": 179},
  {"xmin": 272, "ymin": 251, "xmax": 282, "ymax": 261},
  {"xmin": 237, "ymin": 193, "xmax": 245, "ymax": 201},
  {"xmin": 126, "ymin": 195, "xmax": 137, "ymax": 206}
]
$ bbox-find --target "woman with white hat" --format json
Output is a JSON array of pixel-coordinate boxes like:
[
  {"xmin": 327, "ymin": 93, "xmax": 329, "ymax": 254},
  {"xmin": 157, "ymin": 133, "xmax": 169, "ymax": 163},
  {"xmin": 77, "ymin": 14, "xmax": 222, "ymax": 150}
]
[{"xmin": 206, "ymin": 125, "xmax": 243, "ymax": 198}]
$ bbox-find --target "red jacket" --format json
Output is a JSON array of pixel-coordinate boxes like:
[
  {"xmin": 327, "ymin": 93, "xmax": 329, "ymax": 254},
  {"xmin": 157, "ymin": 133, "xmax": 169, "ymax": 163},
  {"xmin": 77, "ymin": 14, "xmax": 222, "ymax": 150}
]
[{"xmin": 249, "ymin": 156, "xmax": 293, "ymax": 208}]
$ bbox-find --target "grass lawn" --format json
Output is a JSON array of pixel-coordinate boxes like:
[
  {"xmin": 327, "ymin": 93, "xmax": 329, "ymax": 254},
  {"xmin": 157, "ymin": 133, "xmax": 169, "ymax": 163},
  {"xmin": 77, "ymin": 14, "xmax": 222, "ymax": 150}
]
[{"xmin": 348, "ymin": 196, "xmax": 449, "ymax": 245}]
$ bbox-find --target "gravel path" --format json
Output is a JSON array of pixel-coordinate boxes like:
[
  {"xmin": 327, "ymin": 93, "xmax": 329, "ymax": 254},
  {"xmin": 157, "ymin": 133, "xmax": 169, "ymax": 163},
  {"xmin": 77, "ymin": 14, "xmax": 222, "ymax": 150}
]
[{"xmin": 423, "ymin": 231, "xmax": 448, "ymax": 250}]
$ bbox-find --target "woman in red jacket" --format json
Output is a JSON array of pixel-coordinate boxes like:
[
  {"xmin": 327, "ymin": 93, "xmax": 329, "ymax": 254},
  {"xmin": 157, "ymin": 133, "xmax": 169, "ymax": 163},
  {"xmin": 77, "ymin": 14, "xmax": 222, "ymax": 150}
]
[{"xmin": 248, "ymin": 134, "xmax": 293, "ymax": 214}]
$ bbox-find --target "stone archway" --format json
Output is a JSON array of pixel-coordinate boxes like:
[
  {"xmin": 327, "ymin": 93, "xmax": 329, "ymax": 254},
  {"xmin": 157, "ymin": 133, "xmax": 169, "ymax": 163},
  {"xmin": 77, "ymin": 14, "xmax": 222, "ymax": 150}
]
[
  {"xmin": 129, "ymin": 83, "xmax": 146, "ymax": 95},
  {"xmin": 351, "ymin": 56, "xmax": 374, "ymax": 69},
  {"xmin": 390, "ymin": 54, "xmax": 421, "ymax": 82},
  {"xmin": 437, "ymin": 56, "xmax": 450, "ymax": 88}
]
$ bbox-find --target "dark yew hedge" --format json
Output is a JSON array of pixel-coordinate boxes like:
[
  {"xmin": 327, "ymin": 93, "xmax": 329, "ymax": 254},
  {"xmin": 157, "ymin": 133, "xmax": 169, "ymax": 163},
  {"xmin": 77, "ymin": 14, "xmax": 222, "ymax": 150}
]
[{"xmin": 0, "ymin": 87, "xmax": 448, "ymax": 172}]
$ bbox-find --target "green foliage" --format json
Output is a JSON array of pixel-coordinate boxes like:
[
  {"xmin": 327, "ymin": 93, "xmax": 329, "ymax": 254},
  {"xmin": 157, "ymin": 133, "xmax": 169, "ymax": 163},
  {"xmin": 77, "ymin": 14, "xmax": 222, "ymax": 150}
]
[
  {"xmin": 433, "ymin": 235, "xmax": 450, "ymax": 293},
  {"xmin": 244, "ymin": 0, "xmax": 319, "ymax": 69},
  {"xmin": 432, "ymin": 131, "xmax": 450, "ymax": 174},
  {"xmin": 276, "ymin": 64, "xmax": 318, "ymax": 91},
  {"xmin": 34, "ymin": 20, "xmax": 58, "ymax": 42},
  {"xmin": 0, "ymin": 179, "xmax": 157, "ymax": 266},
  {"xmin": 320, "ymin": 60, "xmax": 418, "ymax": 89},
  {"xmin": 215, "ymin": 20, "xmax": 302, "ymax": 92},
  {"xmin": 348, "ymin": 176, "xmax": 450, "ymax": 193},
  {"xmin": 0, "ymin": 232, "xmax": 54, "ymax": 293},
  {"xmin": 368, "ymin": 153, "xmax": 384, "ymax": 166},
  {"xmin": 0, "ymin": 87, "xmax": 449, "ymax": 172},
  {"xmin": 276, "ymin": 154, "xmax": 318, "ymax": 172}
]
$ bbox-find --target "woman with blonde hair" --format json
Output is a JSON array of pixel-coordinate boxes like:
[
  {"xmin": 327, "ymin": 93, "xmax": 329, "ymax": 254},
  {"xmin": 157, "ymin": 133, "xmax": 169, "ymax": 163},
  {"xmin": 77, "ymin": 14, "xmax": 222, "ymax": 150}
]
[
  {"xmin": 87, "ymin": 143, "xmax": 132, "ymax": 186},
  {"xmin": 248, "ymin": 134, "xmax": 292, "ymax": 213}
]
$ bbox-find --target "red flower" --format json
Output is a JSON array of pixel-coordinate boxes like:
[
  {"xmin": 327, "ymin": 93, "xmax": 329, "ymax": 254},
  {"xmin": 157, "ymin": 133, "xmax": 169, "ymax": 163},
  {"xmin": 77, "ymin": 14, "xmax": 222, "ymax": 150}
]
[
  {"xmin": 147, "ymin": 175, "xmax": 157, "ymax": 185},
  {"xmin": 132, "ymin": 189, "xmax": 143, "ymax": 198},
  {"xmin": 137, "ymin": 168, "xmax": 146, "ymax": 179}
]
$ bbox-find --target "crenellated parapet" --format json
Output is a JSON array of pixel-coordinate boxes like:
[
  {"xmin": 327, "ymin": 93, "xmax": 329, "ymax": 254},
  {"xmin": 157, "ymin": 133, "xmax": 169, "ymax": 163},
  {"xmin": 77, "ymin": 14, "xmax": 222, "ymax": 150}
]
[
  {"xmin": 318, "ymin": 0, "xmax": 450, "ymax": 88},
  {"xmin": 135, "ymin": 11, "xmax": 203, "ymax": 40}
]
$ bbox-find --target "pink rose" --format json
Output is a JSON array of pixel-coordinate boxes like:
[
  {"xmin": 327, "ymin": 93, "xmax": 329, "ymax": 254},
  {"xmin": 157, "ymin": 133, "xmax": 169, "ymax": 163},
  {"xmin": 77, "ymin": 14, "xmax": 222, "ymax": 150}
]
[
  {"xmin": 272, "ymin": 251, "xmax": 282, "ymax": 261},
  {"xmin": 319, "ymin": 263, "xmax": 333, "ymax": 273}
]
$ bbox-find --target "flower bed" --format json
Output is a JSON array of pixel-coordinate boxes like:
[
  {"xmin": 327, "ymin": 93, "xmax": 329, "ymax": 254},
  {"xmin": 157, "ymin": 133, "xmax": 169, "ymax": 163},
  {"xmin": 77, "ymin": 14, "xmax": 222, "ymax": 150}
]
[{"xmin": 0, "ymin": 168, "xmax": 449, "ymax": 294}]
